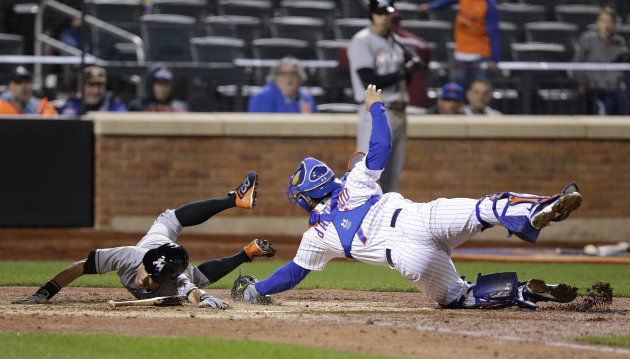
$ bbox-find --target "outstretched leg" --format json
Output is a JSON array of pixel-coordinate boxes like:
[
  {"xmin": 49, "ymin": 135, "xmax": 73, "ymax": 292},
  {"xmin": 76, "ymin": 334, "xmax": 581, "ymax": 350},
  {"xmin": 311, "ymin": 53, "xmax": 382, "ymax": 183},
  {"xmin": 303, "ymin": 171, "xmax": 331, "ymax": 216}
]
[
  {"xmin": 475, "ymin": 182, "xmax": 582, "ymax": 243},
  {"xmin": 175, "ymin": 171, "xmax": 258, "ymax": 226},
  {"xmin": 197, "ymin": 239, "xmax": 276, "ymax": 284}
]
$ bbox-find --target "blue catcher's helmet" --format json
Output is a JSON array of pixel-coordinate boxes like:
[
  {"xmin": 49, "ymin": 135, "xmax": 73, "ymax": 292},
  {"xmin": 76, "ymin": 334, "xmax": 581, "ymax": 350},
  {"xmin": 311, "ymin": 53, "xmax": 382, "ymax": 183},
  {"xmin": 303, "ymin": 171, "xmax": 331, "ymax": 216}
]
[{"xmin": 286, "ymin": 157, "xmax": 341, "ymax": 212}]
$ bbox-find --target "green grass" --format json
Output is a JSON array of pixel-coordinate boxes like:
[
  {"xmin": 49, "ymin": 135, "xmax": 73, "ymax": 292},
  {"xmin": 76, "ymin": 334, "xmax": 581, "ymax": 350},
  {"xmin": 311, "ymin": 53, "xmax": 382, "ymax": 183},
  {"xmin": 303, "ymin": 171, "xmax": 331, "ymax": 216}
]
[
  {"xmin": 2, "ymin": 260, "xmax": 629, "ymax": 296},
  {"xmin": 576, "ymin": 335, "xmax": 630, "ymax": 347},
  {"xmin": 0, "ymin": 332, "xmax": 408, "ymax": 359}
]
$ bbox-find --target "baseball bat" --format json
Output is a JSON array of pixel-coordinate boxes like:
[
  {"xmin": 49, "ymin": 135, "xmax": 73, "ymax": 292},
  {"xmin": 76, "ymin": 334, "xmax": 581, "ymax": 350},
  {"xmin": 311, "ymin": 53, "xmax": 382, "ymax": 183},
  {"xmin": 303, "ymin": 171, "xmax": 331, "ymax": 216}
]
[{"xmin": 106, "ymin": 295, "xmax": 186, "ymax": 310}]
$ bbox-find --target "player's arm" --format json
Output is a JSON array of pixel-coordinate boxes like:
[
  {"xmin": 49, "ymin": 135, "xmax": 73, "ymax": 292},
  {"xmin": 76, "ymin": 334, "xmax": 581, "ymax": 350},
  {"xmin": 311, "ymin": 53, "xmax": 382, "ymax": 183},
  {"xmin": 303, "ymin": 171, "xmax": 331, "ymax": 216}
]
[
  {"xmin": 356, "ymin": 68, "xmax": 404, "ymax": 89},
  {"xmin": 179, "ymin": 275, "xmax": 229, "ymax": 310},
  {"xmin": 364, "ymin": 85, "xmax": 391, "ymax": 171},
  {"xmin": 13, "ymin": 258, "xmax": 88, "ymax": 304},
  {"xmin": 254, "ymin": 260, "xmax": 311, "ymax": 296},
  {"xmin": 485, "ymin": 1, "xmax": 501, "ymax": 64}
]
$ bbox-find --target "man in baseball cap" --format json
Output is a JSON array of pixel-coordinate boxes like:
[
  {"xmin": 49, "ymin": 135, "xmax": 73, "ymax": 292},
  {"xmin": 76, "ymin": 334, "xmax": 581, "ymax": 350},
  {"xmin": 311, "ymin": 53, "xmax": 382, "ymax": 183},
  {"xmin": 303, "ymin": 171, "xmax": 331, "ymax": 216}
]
[
  {"xmin": 427, "ymin": 82, "xmax": 465, "ymax": 114},
  {"xmin": 60, "ymin": 66, "xmax": 127, "ymax": 115},
  {"xmin": 0, "ymin": 66, "xmax": 58, "ymax": 115},
  {"xmin": 128, "ymin": 64, "xmax": 188, "ymax": 112}
]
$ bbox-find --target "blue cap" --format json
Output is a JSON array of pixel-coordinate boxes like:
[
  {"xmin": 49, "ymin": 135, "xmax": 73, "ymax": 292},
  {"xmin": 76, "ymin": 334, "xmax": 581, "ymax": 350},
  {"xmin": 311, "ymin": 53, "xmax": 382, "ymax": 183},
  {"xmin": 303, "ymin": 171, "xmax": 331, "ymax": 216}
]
[
  {"xmin": 440, "ymin": 83, "xmax": 464, "ymax": 101},
  {"xmin": 153, "ymin": 66, "xmax": 173, "ymax": 81}
]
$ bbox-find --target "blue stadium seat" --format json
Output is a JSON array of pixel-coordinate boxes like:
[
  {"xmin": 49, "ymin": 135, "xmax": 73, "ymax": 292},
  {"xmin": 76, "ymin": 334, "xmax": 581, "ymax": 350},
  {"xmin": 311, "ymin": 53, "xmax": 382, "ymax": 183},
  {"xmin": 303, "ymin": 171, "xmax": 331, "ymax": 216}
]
[
  {"xmin": 555, "ymin": 4, "xmax": 601, "ymax": 33},
  {"xmin": 140, "ymin": 14, "xmax": 197, "ymax": 61},
  {"xmin": 152, "ymin": 0, "xmax": 210, "ymax": 22},
  {"xmin": 333, "ymin": 18, "xmax": 370, "ymax": 40}
]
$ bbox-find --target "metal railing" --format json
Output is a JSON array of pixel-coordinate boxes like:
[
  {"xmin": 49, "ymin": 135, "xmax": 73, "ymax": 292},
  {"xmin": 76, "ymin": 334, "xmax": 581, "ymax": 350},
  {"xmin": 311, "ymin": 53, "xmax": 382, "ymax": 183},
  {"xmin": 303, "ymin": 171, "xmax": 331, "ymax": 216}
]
[{"xmin": 34, "ymin": 0, "xmax": 145, "ymax": 86}]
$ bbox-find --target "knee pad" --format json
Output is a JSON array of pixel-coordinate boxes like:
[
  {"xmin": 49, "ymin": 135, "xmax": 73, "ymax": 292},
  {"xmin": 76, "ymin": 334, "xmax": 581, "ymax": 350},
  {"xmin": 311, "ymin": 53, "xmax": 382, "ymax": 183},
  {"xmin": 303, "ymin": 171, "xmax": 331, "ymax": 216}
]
[{"xmin": 481, "ymin": 192, "xmax": 547, "ymax": 243}]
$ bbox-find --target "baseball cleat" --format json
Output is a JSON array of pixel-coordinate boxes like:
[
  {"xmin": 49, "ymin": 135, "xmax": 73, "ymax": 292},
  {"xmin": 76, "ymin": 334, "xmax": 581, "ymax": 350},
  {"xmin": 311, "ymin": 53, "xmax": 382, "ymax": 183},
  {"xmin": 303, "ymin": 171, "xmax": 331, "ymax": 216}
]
[
  {"xmin": 522, "ymin": 279, "xmax": 578, "ymax": 303},
  {"xmin": 229, "ymin": 171, "xmax": 258, "ymax": 209},
  {"xmin": 244, "ymin": 238, "xmax": 276, "ymax": 259},
  {"xmin": 12, "ymin": 293, "xmax": 50, "ymax": 304},
  {"xmin": 529, "ymin": 182, "xmax": 582, "ymax": 230}
]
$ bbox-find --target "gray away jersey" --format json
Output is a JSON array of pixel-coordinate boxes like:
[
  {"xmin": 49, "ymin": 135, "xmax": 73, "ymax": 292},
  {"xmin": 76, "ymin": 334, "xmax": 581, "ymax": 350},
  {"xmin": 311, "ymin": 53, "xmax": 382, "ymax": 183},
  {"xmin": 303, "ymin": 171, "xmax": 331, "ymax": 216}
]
[
  {"xmin": 93, "ymin": 210, "xmax": 209, "ymax": 299},
  {"xmin": 348, "ymin": 27, "xmax": 408, "ymax": 104}
]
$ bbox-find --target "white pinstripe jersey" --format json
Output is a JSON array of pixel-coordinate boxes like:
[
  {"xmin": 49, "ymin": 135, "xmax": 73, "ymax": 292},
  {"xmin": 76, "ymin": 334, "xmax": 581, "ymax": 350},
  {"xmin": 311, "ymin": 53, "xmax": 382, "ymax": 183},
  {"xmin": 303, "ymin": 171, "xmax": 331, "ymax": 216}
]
[{"xmin": 293, "ymin": 159, "xmax": 414, "ymax": 271}]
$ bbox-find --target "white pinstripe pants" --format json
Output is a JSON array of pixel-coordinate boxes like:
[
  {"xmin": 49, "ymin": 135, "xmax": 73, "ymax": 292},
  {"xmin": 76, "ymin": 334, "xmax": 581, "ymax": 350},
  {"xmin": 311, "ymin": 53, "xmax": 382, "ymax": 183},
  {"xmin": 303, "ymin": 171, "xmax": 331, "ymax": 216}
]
[{"xmin": 387, "ymin": 196, "xmax": 528, "ymax": 305}]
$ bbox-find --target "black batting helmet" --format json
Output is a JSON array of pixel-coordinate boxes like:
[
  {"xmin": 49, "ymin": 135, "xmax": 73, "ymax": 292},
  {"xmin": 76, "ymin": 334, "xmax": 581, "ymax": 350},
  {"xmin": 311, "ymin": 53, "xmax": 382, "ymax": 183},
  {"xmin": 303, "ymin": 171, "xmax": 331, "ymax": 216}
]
[
  {"xmin": 368, "ymin": 0, "xmax": 395, "ymax": 20},
  {"xmin": 142, "ymin": 243, "xmax": 189, "ymax": 283}
]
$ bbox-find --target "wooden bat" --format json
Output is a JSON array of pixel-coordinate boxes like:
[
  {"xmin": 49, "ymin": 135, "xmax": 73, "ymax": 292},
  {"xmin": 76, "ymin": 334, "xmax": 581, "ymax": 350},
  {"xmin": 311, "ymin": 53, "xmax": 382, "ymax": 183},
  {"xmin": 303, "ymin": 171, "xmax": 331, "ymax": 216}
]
[{"xmin": 106, "ymin": 295, "xmax": 186, "ymax": 310}]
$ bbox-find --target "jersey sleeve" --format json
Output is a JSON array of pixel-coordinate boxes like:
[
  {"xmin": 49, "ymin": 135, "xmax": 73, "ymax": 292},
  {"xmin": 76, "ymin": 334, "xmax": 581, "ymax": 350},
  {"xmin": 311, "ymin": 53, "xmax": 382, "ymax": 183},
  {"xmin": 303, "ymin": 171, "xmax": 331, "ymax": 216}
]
[
  {"xmin": 292, "ymin": 231, "xmax": 342, "ymax": 271},
  {"xmin": 175, "ymin": 266, "xmax": 198, "ymax": 297},
  {"xmin": 94, "ymin": 246, "xmax": 141, "ymax": 274},
  {"xmin": 348, "ymin": 34, "xmax": 375, "ymax": 72}
]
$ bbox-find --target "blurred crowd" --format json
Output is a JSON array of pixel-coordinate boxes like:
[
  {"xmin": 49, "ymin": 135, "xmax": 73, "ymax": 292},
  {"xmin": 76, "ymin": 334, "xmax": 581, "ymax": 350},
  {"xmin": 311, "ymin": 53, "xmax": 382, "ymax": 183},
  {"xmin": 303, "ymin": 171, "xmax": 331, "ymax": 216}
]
[{"xmin": 0, "ymin": 0, "xmax": 628, "ymax": 116}]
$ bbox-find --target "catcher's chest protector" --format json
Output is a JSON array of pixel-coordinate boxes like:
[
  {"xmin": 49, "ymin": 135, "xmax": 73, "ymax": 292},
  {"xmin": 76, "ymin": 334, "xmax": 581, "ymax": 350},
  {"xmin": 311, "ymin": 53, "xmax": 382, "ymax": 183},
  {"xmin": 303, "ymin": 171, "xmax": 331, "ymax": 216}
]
[{"xmin": 309, "ymin": 186, "xmax": 381, "ymax": 259}]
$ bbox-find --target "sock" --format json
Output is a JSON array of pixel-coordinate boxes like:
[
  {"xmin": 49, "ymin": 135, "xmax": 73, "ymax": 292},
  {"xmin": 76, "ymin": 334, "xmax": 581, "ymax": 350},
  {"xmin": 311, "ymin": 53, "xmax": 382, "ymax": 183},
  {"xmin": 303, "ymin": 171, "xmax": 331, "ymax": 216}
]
[
  {"xmin": 174, "ymin": 196, "xmax": 236, "ymax": 227},
  {"xmin": 36, "ymin": 280, "xmax": 61, "ymax": 299},
  {"xmin": 197, "ymin": 250, "xmax": 251, "ymax": 283},
  {"xmin": 476, "ymin": 195, "xmax": 536, "ymax": 227}
]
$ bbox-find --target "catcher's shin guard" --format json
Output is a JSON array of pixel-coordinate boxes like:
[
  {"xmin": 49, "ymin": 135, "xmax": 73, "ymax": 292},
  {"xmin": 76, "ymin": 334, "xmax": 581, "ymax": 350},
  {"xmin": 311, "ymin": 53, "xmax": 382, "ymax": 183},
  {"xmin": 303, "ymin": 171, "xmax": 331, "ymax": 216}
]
[
  {"xmin": 445, "ymin": 272, "xmax": 538, "ymax": 310},
  {"xmin": 475, "ymin": 183, "xmax": 582, "ymax": 243}
]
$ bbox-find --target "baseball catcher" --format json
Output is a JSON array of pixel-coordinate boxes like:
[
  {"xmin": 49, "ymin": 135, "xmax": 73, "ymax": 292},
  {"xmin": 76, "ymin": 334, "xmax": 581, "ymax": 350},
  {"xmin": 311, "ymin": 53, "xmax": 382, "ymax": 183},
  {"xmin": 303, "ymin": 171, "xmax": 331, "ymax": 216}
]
[
  {"xmin": 14, "ymin": 171, "xmax": 275, "ymax": 309},
  {"xmin": 232, "ymin": 85, "xmax": 581, "ymax": 310}
]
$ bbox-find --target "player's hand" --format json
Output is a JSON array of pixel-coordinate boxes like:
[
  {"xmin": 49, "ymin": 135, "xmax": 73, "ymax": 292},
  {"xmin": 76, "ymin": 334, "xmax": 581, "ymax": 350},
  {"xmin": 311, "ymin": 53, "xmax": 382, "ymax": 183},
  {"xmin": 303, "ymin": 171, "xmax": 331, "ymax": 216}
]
[
  {"xmin": 418, "ymin": 4, "xmax": 430, "ymax": 12},
  {"xmin": 13, "ymin": 293, "xmax": 49, "ymax": 304},
  {"xmin": 198, "ymin": 294, "xmax": 229, "ymax": 309},
  {"xmin": 364, "ymin": 84, "xmax": 383, "ymax": 111}
]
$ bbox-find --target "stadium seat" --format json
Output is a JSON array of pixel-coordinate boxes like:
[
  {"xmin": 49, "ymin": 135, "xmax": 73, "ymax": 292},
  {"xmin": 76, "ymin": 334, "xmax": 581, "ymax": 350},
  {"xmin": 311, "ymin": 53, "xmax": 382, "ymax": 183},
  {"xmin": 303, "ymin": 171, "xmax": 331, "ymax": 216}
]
[
  {"xmin": 315, "ymin": 39, "xmax": 352, "ymax": 103},
  {"xmin": 280, "ymin": 1, "xmax": 337, "ymax": 24},
  {"xmin": 252, "ymin": 38, "xmax": 310, "ymax": 60},
  {"xmin": 140, "ymin": 14, "xmax": 197, "ymax": 61},
  {"xmin": 0, "ymin": 33, "xmax": 24, "ymax": 55},
  {"xmin": 333, "ymin": 18, "xmax": 370, "ymax": 40},
  {"xmin": 497, "ymin": 3, "xmax": 546, "ymax": 41},
  {"xmin": 270, "ymin": 16, "xmax": 326, "ymax": 47},
  {"xmin": 340, "ymin": 0, "xmax": 368, "ymax": 19},
  {"xmin": 152, "ymin": 0, "xmax": 210, "ymax": 22},
  {"xmin": 400, "ymin": 20, "xmax": 452, "ymax": 62},
  {"xmin": 499, "ymin": 21, "xmax": 518, "ymax": 61},
  {"xmin": 0, "ymin": 33, "xmax": 24, "ymax": 85},
  {"xmin": 525, "ymin": 22, "xmax": 579, "ymax": 59},
  {"xmin": 86, "ymin": 0, "xmax": 144, "ymax": 60},
  {"xmin": 218, "ymin": 0, "xmax": 274, "ymax": 27},
  {"xmin": 429, "ymin": 3, "xmax": 458, "ymax": 22},
  {"xmin": 395, "ymin": 2, "xmax": 423, "ymax": 21},
  {"xmin": 511, "ymin": 42, "xmax": 570, "ymax": 62},
  {"xmin": 316, "ymin": 103, "xmax": 358, "ymax": 113},
  {"xmin": 190, "ymin": 36, "xmax": 245, "ymax": 62},
  {"xmin": 204, "ymin": 15, "xmax": 261, "ymax": 55},
  {"xmin": 86, "ymin": 0, "xmax": 144, "ymax": 24},
  {"xmin": 555, "ymin": 4, "xmax": 601, "ymax": 33}
]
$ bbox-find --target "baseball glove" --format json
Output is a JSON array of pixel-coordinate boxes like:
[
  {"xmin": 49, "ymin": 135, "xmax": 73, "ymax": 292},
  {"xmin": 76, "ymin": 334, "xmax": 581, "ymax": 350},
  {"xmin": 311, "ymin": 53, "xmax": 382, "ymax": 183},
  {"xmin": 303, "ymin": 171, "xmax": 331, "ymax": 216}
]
[{"xmin": 230, "ymin": 273, "xmax": 272, "ymax": 305}]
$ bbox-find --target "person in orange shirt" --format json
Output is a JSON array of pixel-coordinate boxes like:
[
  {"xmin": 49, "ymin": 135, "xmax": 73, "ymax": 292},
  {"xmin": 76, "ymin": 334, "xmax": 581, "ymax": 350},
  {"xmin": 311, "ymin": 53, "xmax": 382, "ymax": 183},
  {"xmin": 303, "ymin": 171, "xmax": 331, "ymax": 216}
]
[
  {"xmin": 419, "ymin": 0, "xmax": 500, "ymax": 91},
  {"xmin": 0, "ymin": 66, "xmax": 58, "ymax": 115}
]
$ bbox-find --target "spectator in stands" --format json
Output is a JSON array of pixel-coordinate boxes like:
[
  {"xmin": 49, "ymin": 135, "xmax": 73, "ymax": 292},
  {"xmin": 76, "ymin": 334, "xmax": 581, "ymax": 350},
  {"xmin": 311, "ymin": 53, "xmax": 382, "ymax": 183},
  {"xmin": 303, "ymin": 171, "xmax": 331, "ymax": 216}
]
[
  {"xmin": 60, "ymin": 66, "xmax": 127, "ymax": 115},
  {"xmin": 427, "ymin": 82, "xmax": 465, "ymax": 114},
  {"xmin": 575, "ymin": 7, "xmax": 629, "ymax": 115},
  {"xmin": 418, "ymin": 0, "xmax": 500, "ymax": 91},
  {"xmin": 0, "ymin": 66, "xmax": 58, "ymax": 115},
  {"xmin": 463, "ymin": 78, "xmax": 501, "ymax": 115},
  {"xmin": 129, "ymin": 64, "xmax": 188, "ymax": 112},
  {"xmin": 248, "ymin": 57, "xmax": 317, "ymax": 113},
  {"xmin": 391, "ymin": 8, "xmax": 431, "ymax": 110}
]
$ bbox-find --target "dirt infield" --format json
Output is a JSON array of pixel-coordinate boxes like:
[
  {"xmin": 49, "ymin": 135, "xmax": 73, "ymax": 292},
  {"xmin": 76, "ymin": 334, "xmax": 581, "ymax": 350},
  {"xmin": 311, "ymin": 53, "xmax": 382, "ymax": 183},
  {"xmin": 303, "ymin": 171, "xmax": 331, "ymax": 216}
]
[
  {"xmin": 2, "ymin": 229, "xmax": 630, "ymax": 358},
  {"xmin": 2, "ymin": 287, "xmax": 630, "ymax": 359}
]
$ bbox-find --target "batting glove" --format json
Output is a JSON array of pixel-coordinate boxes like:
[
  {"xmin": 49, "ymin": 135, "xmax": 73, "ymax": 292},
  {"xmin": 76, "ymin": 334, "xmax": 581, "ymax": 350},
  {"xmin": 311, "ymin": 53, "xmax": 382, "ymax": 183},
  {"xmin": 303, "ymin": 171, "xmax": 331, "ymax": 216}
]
[
  {"xmin": 12, "ymin": 292, "xmax": 50, "ymax": 304},
  {"xmin": 198, "ymin": 294, "xmax": 229, "ymax": 310}
]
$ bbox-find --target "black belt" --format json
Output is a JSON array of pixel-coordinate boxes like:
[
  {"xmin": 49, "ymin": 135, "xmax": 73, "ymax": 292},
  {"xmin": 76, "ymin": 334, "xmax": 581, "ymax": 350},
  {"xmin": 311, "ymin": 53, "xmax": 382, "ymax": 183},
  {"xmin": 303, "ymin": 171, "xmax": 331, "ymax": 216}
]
[
  {"xmin": 385, "ymin": 208, "xmax": 403, "ymax": 269},
  {"xmin": 386, "ymin": 248, "xmax": 394, "ymax": 268},
  {"xmin": 386, "ymin": 102, "xmax": 407, "ymax": 110}
]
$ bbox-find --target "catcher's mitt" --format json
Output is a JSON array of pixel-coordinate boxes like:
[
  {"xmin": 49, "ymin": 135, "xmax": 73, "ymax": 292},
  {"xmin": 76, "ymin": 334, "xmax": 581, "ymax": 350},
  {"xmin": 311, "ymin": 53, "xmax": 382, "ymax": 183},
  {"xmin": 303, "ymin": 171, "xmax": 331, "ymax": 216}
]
[{"xmin": 231, "ymin": 273, "xmax": 272, "ymax": 305}]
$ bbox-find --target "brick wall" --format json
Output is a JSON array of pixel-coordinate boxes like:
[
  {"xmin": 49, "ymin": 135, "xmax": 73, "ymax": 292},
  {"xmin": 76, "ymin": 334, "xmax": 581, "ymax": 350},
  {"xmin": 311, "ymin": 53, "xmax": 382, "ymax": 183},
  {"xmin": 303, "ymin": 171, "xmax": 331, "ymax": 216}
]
[{"xmin": 95, "ymin": 135, "xmax": 629, "ymax": 227}]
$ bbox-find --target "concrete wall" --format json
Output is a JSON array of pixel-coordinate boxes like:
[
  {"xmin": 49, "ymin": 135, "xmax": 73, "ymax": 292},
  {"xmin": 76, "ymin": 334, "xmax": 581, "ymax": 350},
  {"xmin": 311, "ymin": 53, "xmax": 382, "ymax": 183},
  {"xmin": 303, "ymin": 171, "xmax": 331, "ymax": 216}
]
[{"xmin": 91, "ymin": 112, "xmax": 630, "ymax": 243}]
